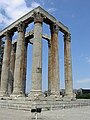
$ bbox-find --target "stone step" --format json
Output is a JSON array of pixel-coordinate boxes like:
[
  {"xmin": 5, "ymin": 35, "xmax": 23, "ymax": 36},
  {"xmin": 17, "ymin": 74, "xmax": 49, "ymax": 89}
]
[{"xmin": 0, "ymin": 98, "xmax": 90, "ymax": 111}]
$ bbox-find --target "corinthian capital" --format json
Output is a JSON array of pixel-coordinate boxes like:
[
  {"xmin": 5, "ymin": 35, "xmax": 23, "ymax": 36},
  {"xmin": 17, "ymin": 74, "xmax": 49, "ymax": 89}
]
[
  {"xmin": 5, "ymin": 30, "xmax": 14, "ymax": 40},
  {"xmin": 17, "ymin": 22, "xmax": 26, "ymax": 32},
  {"xmin": 64, "ymin": 33, "xmax": 71, "ymax": 42},
  {"xmin": 50, "ymin": 23, "xmax": 59, "ymax": 34},
  {"xmin": 33, "ymin": 12, "xmax": 43, "ymax": 23}
]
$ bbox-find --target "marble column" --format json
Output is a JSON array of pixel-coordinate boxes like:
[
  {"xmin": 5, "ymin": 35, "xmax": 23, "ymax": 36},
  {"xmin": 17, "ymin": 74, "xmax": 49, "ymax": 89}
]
[
  {"xmin": 0, "ymin": 39, "xmax": 1, "ymax": 47},
  {"xmin": 8, "ymin": 44, "xmax": 15, "ymax": 95},
  {"xmin": 48, "ymin": 41, "xmax": 52, "ymax": 93},
  {"xmin": 49, "ymin": 23, "xmax": 60, "ymax": 96},
  {"xmin": 0, "ymin": 31, "xmax": 12, "ymax": 96},
  {"xmin": 29, "ymin": 13, "xmax": 43, "ymax": 97},
  {"xmin": 0, "ymin": 39, "xmax": 1, "ymax": 89},
  {"xmin": 0, "ymin": 39, "xmax": 4, "ymax": 89},
  {"xmin": 12, "ymin": 22, "xmax": 26, "ymax": 97},
  {"xmin": 23, "ymin": 41, "xmax": 28, "ymax": 94},
  {"xmin": 64, "ymin": 33, "xmax": 73, "ymax": 97}
]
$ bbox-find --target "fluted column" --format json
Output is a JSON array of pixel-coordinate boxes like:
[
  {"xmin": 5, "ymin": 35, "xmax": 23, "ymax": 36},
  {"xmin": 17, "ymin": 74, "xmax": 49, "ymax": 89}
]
[
  {"xmin": 8, "ymin": 44, "xmax": 15, "ymax": 95},
  {"xmin": 23, "ymin": 41, "xmax": 28, "ymax": 94},
  {"xmin": 64, "ymin": 33, "xmax": 73, "ymax": 98},
  {"xmin": 0, "ymin": 39, "xmax": 1, "ymax": 89},
  {"xmin": 49, "ymin": 23, "xmax": 60, "ymax": 96},
  {"xmin": 0, "ymin": 39, "xmax": 4, "ymax": 89},
  {"xmin": 0, "ymin": 39, "xmax": 1, "ymax": 47},
  {"xmin": 0, "ymin": 31, "xmax": 13, "ymax": 96},
  {"xmin": 12, "ymin": 22, "xmax": 26, "ymax": 97},
  {"xmin": 29, "ymin": 13, "xmax": 43, "ymax": 97},
  {"xmin": 48, "ymin": 41, "xmax": 52, "ymax": 93}
]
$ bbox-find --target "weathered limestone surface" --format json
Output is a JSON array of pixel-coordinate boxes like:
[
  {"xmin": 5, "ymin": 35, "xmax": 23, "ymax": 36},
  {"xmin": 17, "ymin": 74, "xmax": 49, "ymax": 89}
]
[
  {"xmin": 48, "ymin": 42, "xmax": 52, "ymax": 93},
  {"xmin": 23, "ymin": 42, "xmax": 27, "ymax": 94},
  {"xmin": 8, "ymin": 45, "xmax": 15, "ymax": 95},
  {"xmin": 49, "ymin": 24, "xmax": 60, "ymax": 96},
  {"xmin": 12, "ymin": 22, "xmax": 26, "ymax": 97},
  {"xmin": 64, "ymin": 33, "xmax": 73, "ymax": 97},
  {"xmin": 29, "ymin": 13, "xmax": 43, "ymax": 97},
  {"xmin": 0, "ymin": 40, "xmax": 4, "ymax": 89},
  {"xmin": 0, "ymin": 31, "xmax": 12, "ymax": 96},
  {"xmin": 0, "ymin": 39, "xmax": 1, "ymax": 89}
]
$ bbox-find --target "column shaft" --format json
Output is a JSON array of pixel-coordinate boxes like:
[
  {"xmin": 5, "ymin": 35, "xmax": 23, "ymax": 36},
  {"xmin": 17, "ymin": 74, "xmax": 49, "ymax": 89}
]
[
  {"xmin": 30, "ymin": 13, "xmax": 43, "ymax": 96},
  {"xmin": 23, "ymin": 42, "xmax": 27, "ymax": 94},
  {"xmin": 50, "ymin": 24, "xmax": 60, "ymax": 95},
  {"xmin": 64, "ymin": 33, "xmax": 73, "ymax": 97},
  {"xmin": 12, "ymin": 22, "xmax": 26, "ymax": 96},
  {"xmin": 0, "ymin": 39, "xmax": 1, "ymax": 89},
  {"xmin": 48, "ymin": 43, "xmax": 52, "ymax": 93},
  {"xmin": 8, "ymin": 44, "xmax": 15, "ymax": 95},
  {"xmin": 0, "ymin": 31, "xmax": 12, "ymax": 96},
  {"xmin": 0, "ymin": 39, "xmax": 4, "ymax": 89}
]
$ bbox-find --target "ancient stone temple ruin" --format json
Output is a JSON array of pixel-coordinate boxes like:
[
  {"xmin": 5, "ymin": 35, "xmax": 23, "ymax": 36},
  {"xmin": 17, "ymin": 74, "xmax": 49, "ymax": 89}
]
[{"xmin": 0, "ymin": 6, "xmax": 74, "ymax": 100}]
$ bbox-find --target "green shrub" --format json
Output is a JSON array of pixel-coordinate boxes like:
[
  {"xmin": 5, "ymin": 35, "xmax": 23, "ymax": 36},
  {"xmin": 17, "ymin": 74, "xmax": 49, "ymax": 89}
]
[{"xmin": 76, "ymin": 93, "xmax": 90, "ymax": 99}]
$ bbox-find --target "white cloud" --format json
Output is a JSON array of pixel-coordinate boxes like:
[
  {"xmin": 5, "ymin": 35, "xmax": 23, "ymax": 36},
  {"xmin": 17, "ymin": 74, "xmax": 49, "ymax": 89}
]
[
  {"xmin": 0, "ymin": 14, "xmax": 4, "ymax": 23},
  {"xmin": 85, "ymin": 57, "xmax": 90, "ymax": 63},
  {"xmin": 77, "ymin": 78, "xmax": 90, "ymax": 84},
  {"xmin": 0, "ymin": 0, "xmax": 57, "ymax": 30},
  {"xmin": 30, "ymin": 1, "xmax": 40, "ymax": 9},
  {"xmin": 47, "ymin": 8, "xmax": 56, "ymax": 14},
  {"xmin": 0, "ymin": 0, "xmax": 40, "ymax": 28},
  {"xmin": 51, "ymin": 2, "xmax": 54, "ymax": 5},
  {"xmin": 71, "ymin": 14, "xmax": 75, "ymax": 19},
  {"xmin": 39, "ymin": 0, "xmax": 45, "ymax": 6}
]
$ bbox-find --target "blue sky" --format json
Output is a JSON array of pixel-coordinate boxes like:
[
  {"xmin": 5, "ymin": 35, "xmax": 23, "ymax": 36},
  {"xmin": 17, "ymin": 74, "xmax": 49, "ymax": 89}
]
[{"xmin": 0, "ymin": 0, "xmax": 90, "ymax": 92}]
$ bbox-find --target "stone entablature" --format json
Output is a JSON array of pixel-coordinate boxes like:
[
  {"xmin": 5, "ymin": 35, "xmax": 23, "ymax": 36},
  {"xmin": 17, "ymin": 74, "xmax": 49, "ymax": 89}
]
[{"xmin": 0, "ymin": 7, "xmax": 69, "ymax": 38}]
